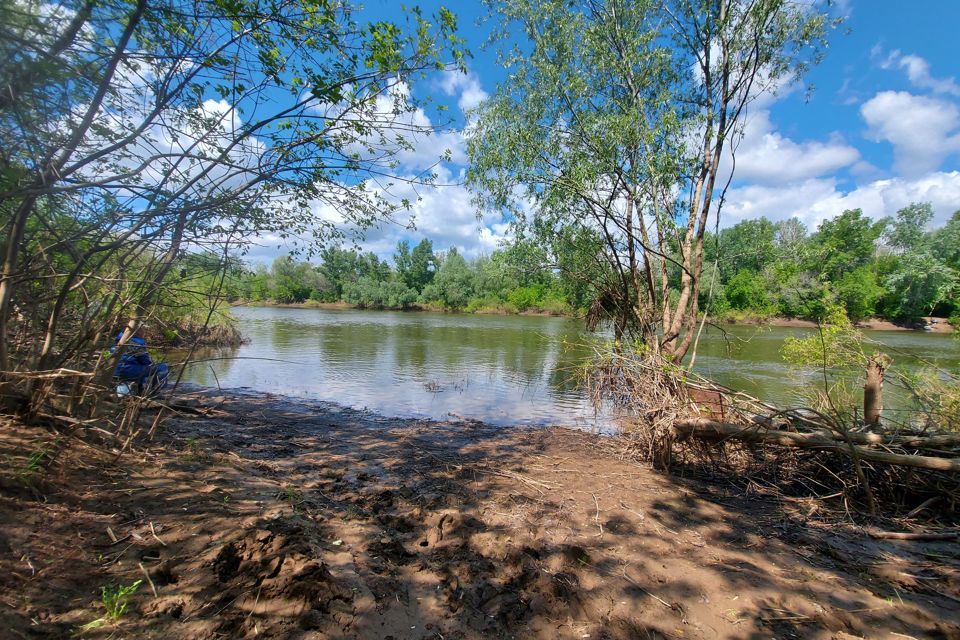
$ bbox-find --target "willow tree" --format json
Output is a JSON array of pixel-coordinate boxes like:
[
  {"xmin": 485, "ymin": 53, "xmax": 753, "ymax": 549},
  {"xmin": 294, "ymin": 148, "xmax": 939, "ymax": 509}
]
[
  {"xmin": 469, "ymin": 0, "xmax": 834, "ymax": 362},
  {"xmin": 0, "ymin": 0, "xmax": 464, "ymax": 404}
]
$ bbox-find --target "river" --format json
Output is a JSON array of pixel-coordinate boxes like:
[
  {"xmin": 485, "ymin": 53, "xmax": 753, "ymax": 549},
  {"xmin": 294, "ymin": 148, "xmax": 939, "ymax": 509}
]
[{"xmin": 182, "ymin": 306, "xmax": 959, "ymax": 429}]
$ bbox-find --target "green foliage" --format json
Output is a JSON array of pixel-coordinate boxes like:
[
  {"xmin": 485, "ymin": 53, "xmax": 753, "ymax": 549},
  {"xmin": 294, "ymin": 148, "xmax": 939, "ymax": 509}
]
[
  {"xmin": 101, "ymin": 580, "xmax": 142, "ymax": 620},
  {"xmin": 931, "ymin": 211, "xmax": 960, "ymax": 270},
  {"xmin": 713, "ymin": 218, "xmax": 778, "ymax": 280},
  {"xmin": 506, "ymin": 285, "xmax": 547, "ymax": 312},
  {"xmin": 808, "ymin": 209, "xmax": 888, "ymax": 281},
  {"xmin": 883, "ymin": 253, "xmax": 958, "ymax": 321},
  {"xmin": 232, "ymin": 199, "xmax": 958, "ymax": 328},
  {"xmin": 781, "ymin": 305, "xmax": 865, "ymax": 369},
  {"xmin": 421, "ymin": 248, "xmax": 472, "ymax": 309},
  {"xmin": 835, "ymin": 266, "xmax": 884, "ymax": 322},
  {"xmin": 0, "ymin": 0, "xmax": 467, "ymax": 390},
  {"xmin": 343, "ymin": 277, "xmax": 417, "ymax": 309},
  {"xmin": 725, "ymin": 269, "xmax": 776, "ymax": 314},
  {"xmin": 774, "ymin": 270, "xmax": 831, "ymax": 320},
  {"xmin": 407, "ymin": 239, "xmax": 437, "ymax": 292},
  {"xmin": 886, "ymin": 202, "xmax": 934, "ymax": 252}
]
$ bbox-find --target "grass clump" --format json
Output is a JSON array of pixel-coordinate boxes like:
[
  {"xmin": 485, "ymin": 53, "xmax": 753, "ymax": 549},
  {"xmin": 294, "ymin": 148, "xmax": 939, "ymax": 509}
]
[{"xmin": 101, "ymin": 580, "xmax": 142, "ymax": 620}]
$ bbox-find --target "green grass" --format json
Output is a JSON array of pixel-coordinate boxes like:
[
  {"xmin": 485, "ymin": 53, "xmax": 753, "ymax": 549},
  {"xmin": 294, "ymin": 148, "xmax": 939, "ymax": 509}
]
[
  {"xmin": 101, "ymin": 580, "xmax": 142, "ymax": 620},
  {"xmin": 14, "ymin": 440, "xmax": 58, "ymax": 486},
  {"xmin": 73, "ymin": 579, "xmax": 142, "ymax": 636}
]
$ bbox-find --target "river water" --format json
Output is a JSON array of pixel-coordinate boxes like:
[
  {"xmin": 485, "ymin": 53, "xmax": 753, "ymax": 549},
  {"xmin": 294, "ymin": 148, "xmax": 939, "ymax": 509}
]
[{"xmin": 182, "ymin": 306, "xmax": 959, "ymax": 429}]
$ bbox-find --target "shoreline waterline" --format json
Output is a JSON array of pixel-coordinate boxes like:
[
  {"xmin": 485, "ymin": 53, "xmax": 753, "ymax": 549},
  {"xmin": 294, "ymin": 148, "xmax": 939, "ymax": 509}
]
[{"xmin": 230, "ymin": 300, "xmax": 956, "ymax": 333}]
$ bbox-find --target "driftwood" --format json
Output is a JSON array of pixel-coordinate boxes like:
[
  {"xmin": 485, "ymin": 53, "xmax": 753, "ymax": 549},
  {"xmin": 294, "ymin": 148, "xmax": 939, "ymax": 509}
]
[
  {"xmin": 674, "ymin": 418, "xmax": 960, "ymax": 473},
  {"xmin": 864, "ymin": 528, "xmax": 959, "ymax": 541}
]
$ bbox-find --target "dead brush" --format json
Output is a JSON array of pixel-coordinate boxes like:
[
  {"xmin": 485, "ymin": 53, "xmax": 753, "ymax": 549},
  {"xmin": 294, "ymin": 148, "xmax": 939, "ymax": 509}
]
[
  {"xmin": 582, "ymin": 342, "xmax": 692, "ymax": 468},
  {"xmin": 581, "ymin": 340, "xmax": 783, "ymax": 468},
  {"xmin": 580, "ymin": 340, "xmax": 960, "ymax": 521}
]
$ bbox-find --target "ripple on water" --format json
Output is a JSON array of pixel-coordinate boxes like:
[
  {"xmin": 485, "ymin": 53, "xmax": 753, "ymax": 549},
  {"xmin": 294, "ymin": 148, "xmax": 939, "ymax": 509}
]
[{"xmin": 182, "ymin": 307, "xmax": 959, "ymax": 429}]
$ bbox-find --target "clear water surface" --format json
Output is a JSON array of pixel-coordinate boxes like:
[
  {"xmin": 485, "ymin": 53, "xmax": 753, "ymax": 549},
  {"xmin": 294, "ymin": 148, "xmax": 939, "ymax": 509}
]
[{"xmin": 181, "ymin": 306, "xmax": 960, "ymax": 429}]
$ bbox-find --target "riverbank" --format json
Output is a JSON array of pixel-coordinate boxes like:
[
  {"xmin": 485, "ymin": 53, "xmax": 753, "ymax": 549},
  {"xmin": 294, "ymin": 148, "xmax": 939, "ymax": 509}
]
[
  {"xmin": 234, "ymin": 300, "xmax": 956, "ymax": 333},
  {"xmin": 234, "ymin": 299, "xmax": 577, "ymax": 318},
  {"xmin": 2, "ymin": 388, "xmax": 957, "ymax": 639},
  {"xmin": 717, "ymin": 313, "xmax": 956, "ymax": 333}
]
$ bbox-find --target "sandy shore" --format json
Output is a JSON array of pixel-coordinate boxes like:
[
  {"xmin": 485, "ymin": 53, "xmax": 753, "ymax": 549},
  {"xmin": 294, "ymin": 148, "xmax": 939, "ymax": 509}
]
[
  {"xmin": 723, "ymin": 315, "xmax": 956, "ymax": 333},
  {"xmin": 2, "ymin": 388, "xmax": 957, "ymax": 639}
]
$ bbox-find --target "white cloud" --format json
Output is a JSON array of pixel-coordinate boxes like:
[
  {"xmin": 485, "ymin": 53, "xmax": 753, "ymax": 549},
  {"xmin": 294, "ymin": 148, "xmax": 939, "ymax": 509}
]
[
  {"xmin": 722, "ymin": 171, "xmax": 960, "ymax": 229},
  {"xmin": 245, "ymin": 164, "xmax": 510, "ymax": 264},
  {"xmin": 860, "ymin": 90, "xmax": 960, "ymax": 176},
  {"xmin": 880, "ymin": 49, "xmax": 960, "ymax": 97},
  {"xmin": 723, "ymin": 110, "xmax": 859, "ymax": 185},
  {"xmin": 437, "ymin": 69, "xmax": 489, "ymax": 113},
  {"xmin": 313, "ymin": 79, "xmax": 467, "ymax": 169},
  {"xmin": 356, "ymin": 165, "xmax": 508, "ymax": 259}
]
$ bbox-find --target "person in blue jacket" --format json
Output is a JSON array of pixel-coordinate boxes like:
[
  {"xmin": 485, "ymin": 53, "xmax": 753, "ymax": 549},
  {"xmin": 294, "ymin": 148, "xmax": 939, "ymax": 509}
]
[{"xmin": 112, "ymin": 325, "xmax": 169, "ymax": 394}]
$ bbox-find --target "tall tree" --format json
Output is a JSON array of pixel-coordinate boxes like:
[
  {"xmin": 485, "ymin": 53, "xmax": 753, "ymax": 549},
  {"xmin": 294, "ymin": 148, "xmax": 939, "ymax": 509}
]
[
  {"xmin": 808, "ymin": 209, "xmax": 887, "ymax": 281},
  {"xmin": 469, "ymin": 0, "xmax": 833, "ymax": 361},
  {"xmin": 886, "ymin": 202, "xmax": 934, "ymax": 253},
  {"xmin": 407, "ymin": 239, "xmax": 436, "ymax": 292},
  {"xmin": 0, "ymin": 0, "xmax": 464, "ymax": 385}
]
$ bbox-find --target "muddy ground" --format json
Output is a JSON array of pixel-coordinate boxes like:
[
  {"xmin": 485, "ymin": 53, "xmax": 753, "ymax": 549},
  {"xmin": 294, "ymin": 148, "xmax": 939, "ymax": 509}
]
[{"xmin": 1, "ymin": 388, "xmax": 958, "ymax": 639}]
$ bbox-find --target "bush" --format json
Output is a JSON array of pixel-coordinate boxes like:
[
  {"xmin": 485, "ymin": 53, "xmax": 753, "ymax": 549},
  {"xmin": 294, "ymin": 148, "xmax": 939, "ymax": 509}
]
[
  {"xmin": 725, "ymin": 269, "xmax": 776, "ymax": 314},
  {"xmin": 777, "ymin": 272, "xmax": 831, "ymax": 320},
  {"xmin": 835, "ymin": 266, "xmax": 884, "ymax": 322},
  {"xmin": 506, "ymin": 285, "xmax": 546, "ymax": 311},
  {"xmin": 343, "ymin": 277, "xmax": 417, "ymax": 309},
  {"xmin": 541, "ymin": 296, "xmax": 572, "ymax": 315},
  {"xmin": 465, "ymin": 294, "xmax": 504, "ymax": 313}
]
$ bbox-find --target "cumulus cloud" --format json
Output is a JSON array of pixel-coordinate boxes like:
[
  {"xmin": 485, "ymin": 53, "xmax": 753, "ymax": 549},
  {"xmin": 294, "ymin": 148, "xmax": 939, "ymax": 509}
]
[
  {"xmin": 879, "ymin": 49, "xmax": 960, "ymax": 97},
  {"xmin": 244, "ymin": 164, "xmax": 510, "ymax": 264},
  {"xmin": 860, "ymin": 90, "xmax": 960, "ymax": 176},
  {"xmin": 312, "ymin": 79, "xmax": 467, "ymax": 169},
  {"xmin": 722, "ymin": 171, "xmax": 960, "ymax": 229},
  {"xmin": 350, "ymin": 165, "xmax": 508, "ymax": 259},
  {"xmin": 437, "ymin": 69, "xmax": 489, "ymax": 113},
  {"xmin": 723, "ymin": 110, "xmax": 860, "ymax": 185}
]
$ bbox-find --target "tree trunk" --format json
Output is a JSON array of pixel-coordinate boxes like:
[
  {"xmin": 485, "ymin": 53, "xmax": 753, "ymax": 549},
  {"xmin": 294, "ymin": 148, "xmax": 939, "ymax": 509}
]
[{"xmin": 864, "ymin": 354, "xmax": 890, "ymax": 427}]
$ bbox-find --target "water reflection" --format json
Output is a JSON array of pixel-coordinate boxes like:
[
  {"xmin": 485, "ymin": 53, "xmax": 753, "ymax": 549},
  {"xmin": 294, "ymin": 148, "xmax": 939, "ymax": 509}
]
[
  {"xmin": 183, "ymin": 307, "xmax": 603, "ymax": 428},
  {"xmin": 181, "ymin": 307, "xmax": 960, "ymax": 428}
]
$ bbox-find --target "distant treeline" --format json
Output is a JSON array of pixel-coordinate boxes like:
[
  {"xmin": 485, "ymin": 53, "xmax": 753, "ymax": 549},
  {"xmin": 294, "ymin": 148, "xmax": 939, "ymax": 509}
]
[
  {"xmin": 702, "ymin": 203, "xmax": 958, "ymax": 324},
  {"xmin": 228, "ymin": 239, "xmax": 579, "ymax": 315},
  {"xmin": 228, "ymin": 203, "xmax": 960, "ymax": 325}
]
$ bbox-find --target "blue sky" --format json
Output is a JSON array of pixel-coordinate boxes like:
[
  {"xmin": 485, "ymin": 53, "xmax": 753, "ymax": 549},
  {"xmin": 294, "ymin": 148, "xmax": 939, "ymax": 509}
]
[{"xmin": 246, "ymin": 0, "xmax": 960, "ymax": 263}]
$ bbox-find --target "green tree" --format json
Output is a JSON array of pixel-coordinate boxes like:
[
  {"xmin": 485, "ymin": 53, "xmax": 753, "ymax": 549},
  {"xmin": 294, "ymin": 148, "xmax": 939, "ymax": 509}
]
[
  {"xmin": 270, "ymin": 257, "xmax": 330, "ymax": 303},
  {"xmin": 931, "ymin": 211, "xmax": 960, "ymax": 269},
  {"xmin": 884, "ymin": 254, "xmax": 958, "ymax": 321},
  {"xmin": 886, "ymin": 202, "xmax": 934, "ymax": 252},
  {"xmin": 421, "ymin": 247, "xmax": 473, "ymax": 309},
  {"xmin": 835, "ymin": 266, "xmax": 884, "ymax": 322},
  {"xmin": 725, "ymin": 269, "xmax": 775, "ymax": 314},
  {"xmin": 714, "ymin": 218, "xmax": 778, "ymax": 280},
  {"xmin": 774, "ymin": 218, "xmax": 809, "ymax": 264},
  {"xmin": 393, "ymin": 241, "xmax": 413, "ymax": 287},
  {"xmin": 808, "ymin": 209, "xmax": 887, "ymax": 281},
  {"xmin": 0, "ymin": 0, "xmax": 465, "ymax": 381},
  {"xmin": 470, "ymin": 0, "xmax": 833, "ymax": 359},
  {"xmin": 407, "ymin": 239, "xmax": 436, "ymax": 292},
  {"xmin": 319, "ymin": 247, "xmax": 364, "ymax": 299},
  {"xmin": 776, "ymin": 271, "xmax": 831, "ymax": 320}
]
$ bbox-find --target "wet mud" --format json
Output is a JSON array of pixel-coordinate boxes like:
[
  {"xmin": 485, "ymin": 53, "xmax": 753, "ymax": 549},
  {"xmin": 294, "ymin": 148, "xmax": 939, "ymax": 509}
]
[{"xmin": 1, "ymin": 388, "xmax": 958, "ymax": 638}]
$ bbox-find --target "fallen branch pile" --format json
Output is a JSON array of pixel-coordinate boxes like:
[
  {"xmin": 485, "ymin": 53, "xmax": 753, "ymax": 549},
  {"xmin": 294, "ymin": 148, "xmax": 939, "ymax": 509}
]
[
  {"xmin": 674, "ymin": 418, "xmax": 960, "ymax": 473},
  {"xmin": 584, "ymin": 343, "xmax": 960, "ymax": 518}
]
